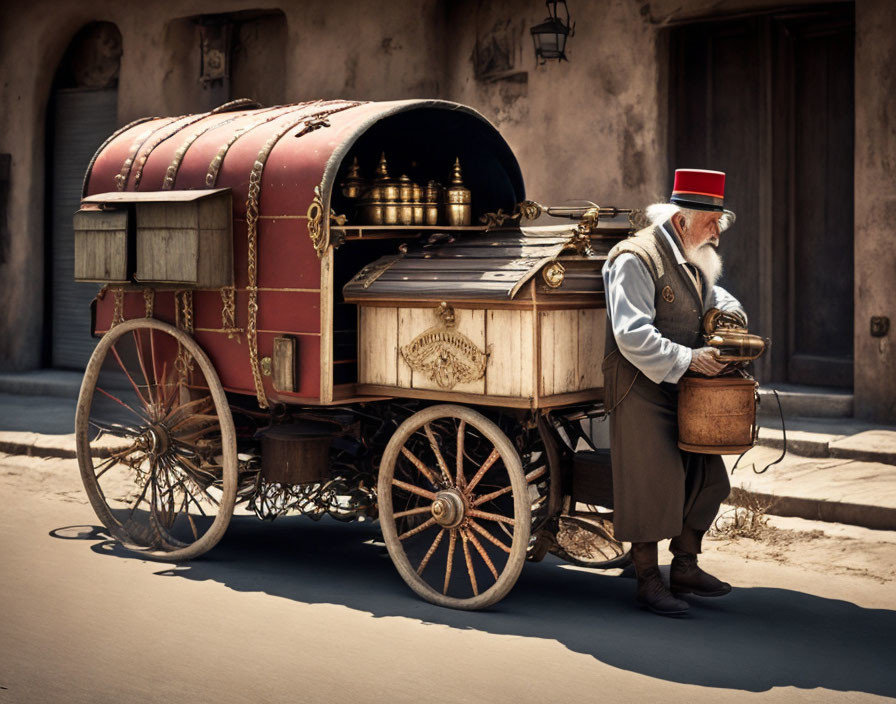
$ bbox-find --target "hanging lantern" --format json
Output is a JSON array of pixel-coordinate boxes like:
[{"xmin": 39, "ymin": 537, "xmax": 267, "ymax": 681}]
[{"xmin": 530, "ymin": 0, "xmax": 575, "ymax": 64}]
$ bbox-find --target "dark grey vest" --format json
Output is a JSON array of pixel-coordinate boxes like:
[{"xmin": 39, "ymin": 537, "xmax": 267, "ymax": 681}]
[{"xmin": 603, "ymin": 222, "xmax": 706, "ymax": 362}]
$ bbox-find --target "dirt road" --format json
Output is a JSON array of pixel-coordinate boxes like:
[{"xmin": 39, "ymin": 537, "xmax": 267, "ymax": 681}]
[{"xmin": 1, "ymin": 452, "xmax": 895, "ymax": 703}]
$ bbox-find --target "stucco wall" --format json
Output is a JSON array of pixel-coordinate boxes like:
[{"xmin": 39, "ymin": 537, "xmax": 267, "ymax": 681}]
[
  {"xmin": 854, "ymin": 0, "xmax": 896, "ymax": 422},
  {"xmin": 445, "ymin": 0, "xmax": 664, "ymax": 207}
]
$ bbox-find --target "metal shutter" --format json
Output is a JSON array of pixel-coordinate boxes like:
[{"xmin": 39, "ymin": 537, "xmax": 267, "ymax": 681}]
[{"xmin": 50, "ymin": 88, "xmax": 118, "ymax": 370}]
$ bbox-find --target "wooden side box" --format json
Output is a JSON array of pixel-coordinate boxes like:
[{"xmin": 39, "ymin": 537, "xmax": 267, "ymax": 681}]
[
  {"xmin": 134, "ymin": 190, "xmax": 233, "ymax": 287},
  {"xmin": 73, "ymin": 209, "xmax": 129, "ymax": 282},
  {"xmin": 357, "ymin": 302, "xmax": 605, "ymax": 408}
]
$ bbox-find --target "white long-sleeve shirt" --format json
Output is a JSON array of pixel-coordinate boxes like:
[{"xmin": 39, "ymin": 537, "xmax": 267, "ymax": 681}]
[{"xmin": 601, "ymin": 222, "xmax": 746, "ymax": 385}]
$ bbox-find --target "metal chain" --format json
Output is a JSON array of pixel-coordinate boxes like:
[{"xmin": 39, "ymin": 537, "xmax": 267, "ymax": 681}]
[
  {"xmin": 174, "ymin": 290, "xmax": 195, "ymax": 378},
  {"xmin": 143, "ymin": 288, "xmax": 154, "ymax": 318},
  {"xmin": 243, "ymin": 101, "xmax": 362, "ymax": 409},
  {"xmin": 111, "ymin": 288, "xmax": 124, "ymax": 328},
  {"xmin": 220, "ymin": 286, "xmax": 242, "ymax": 340}
]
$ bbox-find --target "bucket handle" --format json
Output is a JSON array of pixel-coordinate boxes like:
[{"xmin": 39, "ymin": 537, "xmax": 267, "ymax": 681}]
[{"xmin": 731, "ymin": 387, "xmax": 787, "ymax": 475}]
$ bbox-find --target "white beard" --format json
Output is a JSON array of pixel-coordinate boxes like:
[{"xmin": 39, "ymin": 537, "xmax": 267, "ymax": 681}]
[{"xmin": 684, "ymin": 242, "xmax": 723, "ymax": 287}]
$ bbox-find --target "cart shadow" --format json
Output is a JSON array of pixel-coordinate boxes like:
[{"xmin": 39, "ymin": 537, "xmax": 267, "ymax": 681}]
[{"xmin": 69, "ymin": 515, "xmax": 896, "ymax": 698}]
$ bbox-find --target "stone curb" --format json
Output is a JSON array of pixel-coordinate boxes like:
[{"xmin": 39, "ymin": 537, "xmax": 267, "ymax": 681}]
[
  {"xmin": 757, "ymin": 427, "xmax": 896, "ymax": 466},
  {"xmin": 728, "ymin": 486, "xmax": 896, "ymax": 532},
  {"xmin": 0, "ymin": 433, "xmax": 77, "ymax": 459}
]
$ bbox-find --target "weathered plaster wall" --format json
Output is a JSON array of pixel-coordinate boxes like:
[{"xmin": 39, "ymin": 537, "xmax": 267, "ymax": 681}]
[
  {"xmin": 445, "ymin": 0, "xmax": 664, "ymax": 208},
  {"xmin": 854, "ymin": 0, "xmax": 896, "ymax": 422}
]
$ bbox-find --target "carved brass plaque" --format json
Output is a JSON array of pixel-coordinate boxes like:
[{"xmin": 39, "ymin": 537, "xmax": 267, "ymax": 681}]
[{"xmin": 401, "ymin": 325, "xmax": 489, "ymax": 390}]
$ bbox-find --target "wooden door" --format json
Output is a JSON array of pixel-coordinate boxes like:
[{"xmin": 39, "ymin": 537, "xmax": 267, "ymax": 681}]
[
  {"xmin": 780, "ymin": 10, "xmax": 855, "ymax": 387},
  {"xmin": 668, "ymin": 5, "xmax": 854, "ymax": 387}
]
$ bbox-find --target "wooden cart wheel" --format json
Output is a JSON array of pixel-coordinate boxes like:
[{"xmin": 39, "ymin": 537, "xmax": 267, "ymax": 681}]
[
  {"xmin": 378, "ymin": 404, "xmax": 531, "ymax": 610},
  {"xmin": 75, "ymin": 318, "xmax": 238, "ymax": 561}
]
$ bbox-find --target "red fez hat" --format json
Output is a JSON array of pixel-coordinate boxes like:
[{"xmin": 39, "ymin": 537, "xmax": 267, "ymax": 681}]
[{"xmin": 671, "ymin": 169, "xmax": 726, "ymax": 212}]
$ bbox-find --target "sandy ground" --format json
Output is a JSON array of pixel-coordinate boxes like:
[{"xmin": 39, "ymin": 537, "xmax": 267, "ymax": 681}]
[{"xmin": 1, "ymin": 451, "xmax": 895, "ymax": 704}]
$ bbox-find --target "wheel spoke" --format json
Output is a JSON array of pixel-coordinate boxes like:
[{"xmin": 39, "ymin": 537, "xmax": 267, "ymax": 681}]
[
  {"xmin": 126, "ymin": 473, "xmax": 153, "ymax": 521},
  {"xmin": 461, "ymin": 532, "xmax": 478, "ymax": 596},
  {"xmin": 393, "ymin": 505, "xmax": 433, "ymax": 519},
  {"xmin": 398, "ymin": 516, "xmax": 437, "ymax": 541},
  {"xmin": 455, "ymin": 420, "xmax": 466, "ymax": 489},
  {"xmin": 464, "ymin": 527, "xmax": 499, "ymax": 580},
  {"xmin": 468, "ymin": 519, "xmax": 511, "ymax": 553},
  {"xmin": 416, "ymin": 528, "xmax": 445, "ymax": 575},
  {"xmin": 472, "ymin": 466, "xmax": 545, "ymax": 506},
  {"xmin": 89, "ymin": 419, "xmax": 142, "ymax": 438},
  {"xmin": 391, "ymin": 477, "xmax": 437, "ymax": 501},
  {"xmin": 96, "ymin": 386, "xmax": 151, "ymax": 423},
  {"xmin": 399, "ymin": 446, "xmax": 439, "ymax": 487},
  {"xmin": 464, "ymin": 448, "xmax": 500, "ymax": 495},
  {"xmin": 93, "ymin": 443, "xmax": 142, "ymax": 479},
  {"xmin": 468, "ymin": 508, "xmax": 515, "ymax": 526},
  {"xmin": 443, "ymin": 529, "xmax": 457, "ymax": 595},
  {"xmin": 109, "ymin": 343, "xmax": 151, "ymax": 411},
  {"xmin": 423, "ymin": 423, "xmax": 452, "ymax": 485},
  {"xmin": 132, "ymin": 329, "xmax": 158, "ymax": 408}
]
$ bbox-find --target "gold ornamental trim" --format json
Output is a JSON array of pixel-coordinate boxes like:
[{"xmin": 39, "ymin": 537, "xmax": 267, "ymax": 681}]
[
  {"xmin": 400, "ymin": 312, "xmax": 489, "ymax": 390},
  {"xmin": 542, "ymin": 261, "xmax": 565, "ymax": 288},
  {"xmin": 307, "ymin": 184, "xmax": 347, "ymax": 258}
]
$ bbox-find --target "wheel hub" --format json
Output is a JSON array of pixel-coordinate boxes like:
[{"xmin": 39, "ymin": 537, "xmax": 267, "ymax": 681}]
[
  {"xmin": 144, "ymin": 424, "xmax": 170, "ymax": 459},
  {"xmin": 431, "ymin": 489, "xmax": 466, "ymax": 528}
]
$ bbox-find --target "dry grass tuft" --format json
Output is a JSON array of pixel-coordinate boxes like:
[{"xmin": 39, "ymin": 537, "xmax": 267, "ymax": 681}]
[{"xmin": 709, "ymin": 494, "xmax": 772, "ymax": 540}]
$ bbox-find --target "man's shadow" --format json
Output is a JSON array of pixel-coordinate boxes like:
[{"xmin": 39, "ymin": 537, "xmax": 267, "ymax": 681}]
[{"xmin": 54, "ymin": 516, "xmax": 896, "ymax": 697}]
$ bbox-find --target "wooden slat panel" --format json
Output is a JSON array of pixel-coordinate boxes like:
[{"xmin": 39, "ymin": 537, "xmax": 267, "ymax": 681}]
[
  {"xmin": 540, "ymin": 311, "xmax": 555, "ymax": 396},
  {"xmin": 396, "ymin": 307, "xmax": 428, "ymax": 387},
  {"xmin": 359, "ymin": 307, "xmax": 398, "ymax": 385},
  {"xmin": 540, "ymin": 309, "xmax": 583, "ymax": 395},
  {"xmin": 484, "ymin": 309, "xmax": 534, "ymax": 398},
  {"xmin": 577, "ymin": 308, "xmax": 606, "ymax": 390},
  {"xmin": 73, "ymin": 210, "xmax": 128, "ymax": 282},
  {"xmin": 135, "ymin": 195, "xmax": 232, "ymax": 287},
  {"xmin": 136, "ymin": 227, "xmax": 199, "ymax": 282},
  {"xmin": 554, "ymin": 310, "xmax": 579, "ymax": 394}
]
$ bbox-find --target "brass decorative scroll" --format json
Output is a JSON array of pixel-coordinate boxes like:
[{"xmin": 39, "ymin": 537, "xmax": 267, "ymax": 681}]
[
  {"xmin": 400, "ymin": 306, "xmax": 489, "ymax": 390},
  {"xmin": 307, "ymin": 184, "xmax": 347, "ymax": 258},
  {"xmin": 479, "ymin": 200, "xmax": 544, "ymax": 229}
]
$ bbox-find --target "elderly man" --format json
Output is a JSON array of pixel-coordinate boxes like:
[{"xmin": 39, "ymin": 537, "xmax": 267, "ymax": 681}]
[{"xmin": 601, "ymin": 169, "xmax": 747, "ymax": 617}]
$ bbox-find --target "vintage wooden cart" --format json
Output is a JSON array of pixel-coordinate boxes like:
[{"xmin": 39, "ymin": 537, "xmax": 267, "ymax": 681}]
[{"xmin": 74, "ymin": 98, "xmax": 640, "ymax": 610}]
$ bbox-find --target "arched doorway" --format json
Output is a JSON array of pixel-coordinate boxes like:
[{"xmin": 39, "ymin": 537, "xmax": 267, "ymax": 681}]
[{"xmin": 46, "ymin": 22, "xmax": 122, "ymax": 370}]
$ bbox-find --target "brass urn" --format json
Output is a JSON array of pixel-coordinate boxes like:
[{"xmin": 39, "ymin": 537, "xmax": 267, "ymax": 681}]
[
  {"xmin": 362, "ymin": 152, "xmax": 400, "ymax": 225},
  {"xmin": 398, "ymin": 174, "xmax": 414, "ymax": 226},
  {"xmin": 445, "ymin": 158, "xmax": 471, "ymax": 226},
  {"xmin": 425, "ymin": 180, "xmax": 441, "ymax": 225},
  {"xmin": 340, "ymin": 156, "xmax": 365, "ymax": 200},
  {"xmin": 412, "ymin": 182, "xmax": 424, "ymax": 225}
]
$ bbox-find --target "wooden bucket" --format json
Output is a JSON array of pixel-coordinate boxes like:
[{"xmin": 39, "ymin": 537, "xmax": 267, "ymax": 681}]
[
  {"xmin": 261, "ymin": 425, "xmax": 333, "ymax": 484},
  {"xmin": 677, "ymin": 376, "xmax": 758, "ymax": 454}
]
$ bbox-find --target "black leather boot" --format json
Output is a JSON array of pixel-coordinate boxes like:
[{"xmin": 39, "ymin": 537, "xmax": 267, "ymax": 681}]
[
  {"xmin": 631, "ymin": 542, "xmax": 689, "ymax": 617},
  {"xmin": 669, "ymin": 527, "xmax": 732, "ymax": 597}
]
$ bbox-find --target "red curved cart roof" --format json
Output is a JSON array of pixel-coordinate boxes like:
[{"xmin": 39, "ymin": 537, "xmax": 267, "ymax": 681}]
[{"xmin": 83, "ymin": 98, "xmax": 525, "ymax": 225}]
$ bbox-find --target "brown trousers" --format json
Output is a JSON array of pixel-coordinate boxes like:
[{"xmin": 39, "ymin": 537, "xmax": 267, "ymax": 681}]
[{"xmin": 603, "ymin": 351, "xmax": 731, "ymax": 544}]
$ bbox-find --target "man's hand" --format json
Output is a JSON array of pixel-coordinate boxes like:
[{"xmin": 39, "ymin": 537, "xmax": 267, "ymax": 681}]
[{"xmin": 689, "ymin": 347, "xmax": 727, "ymax": 376}]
